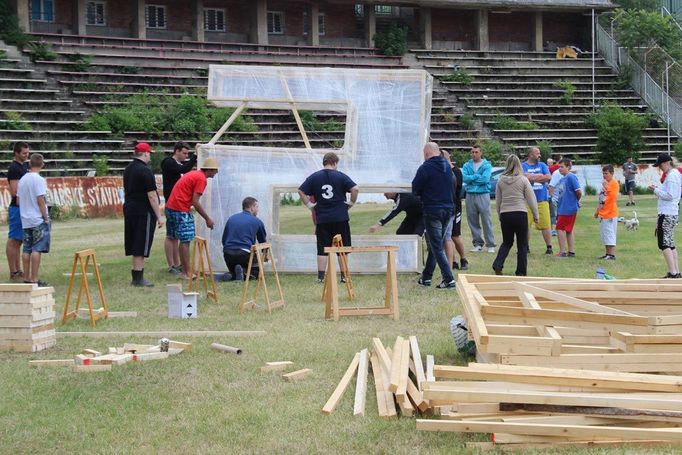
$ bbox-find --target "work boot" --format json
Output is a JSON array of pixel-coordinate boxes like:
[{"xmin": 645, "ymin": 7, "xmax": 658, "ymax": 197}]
[{"xmin": 131, "ymin": 269, "xmax": 154, "ymax": 287}]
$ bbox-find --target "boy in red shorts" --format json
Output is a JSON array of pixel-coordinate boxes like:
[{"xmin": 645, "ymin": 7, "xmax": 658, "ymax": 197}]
[{"xmin": 555, "ymin": 158, "xmax": 582, "ymax": 257}]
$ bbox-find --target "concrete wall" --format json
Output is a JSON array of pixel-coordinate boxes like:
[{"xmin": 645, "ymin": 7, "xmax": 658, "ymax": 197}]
[
  {"xmin": 543, "ymin": 12, "xmax": 589, "ymax": 50},
  {"xmin": 431, "ymin": 8, "xmax": 476, "ymax": 50},
  {"xmin": 489, "ymin": 11, "xmax": 533, "ymax": 51}
]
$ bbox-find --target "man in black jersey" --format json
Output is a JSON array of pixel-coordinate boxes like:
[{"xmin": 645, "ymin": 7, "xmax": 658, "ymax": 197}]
[
  {"xmin": 298, "ymin": 152, "xmax": 359, "ymax": 282},
  {"xmin": 161, "ymin": 141, "xmax": 196, "ymax": 274},
  {"xmin": 368, "ymin": 192, "xmax": 424, "ymax": 236},
  {"xmin": 6, "ymin": 142, "xmax": 29, "ymax": 281}
]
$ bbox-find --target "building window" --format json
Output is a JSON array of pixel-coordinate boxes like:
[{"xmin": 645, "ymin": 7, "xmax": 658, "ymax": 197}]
[
  {"xmin": 267, "ymin": 11, "xmax": 284, "ymax": 34},
  {"xmin": 375, "ymin": 6, "xmax": 399, "ymax": 16},
  {"xmin": 354, "ymin": 4, "xmax": 364, "ymax": 17},
  {"xmin": 31, "ymin": 0, "xmax": 54, "ymax": 22},
  {"xmin": 86, "ymin": 1, "xmax": 106, "ymax": 26},
  {"xmin": 303, "ymin": 12, "xmax": 326, "ymax": 36},
  {"xmin": 145, "ymin": 5, "xmax": 166, "ymax": 29},
  {"xmin": 204, "ymin": 8, "xmax": 225, "ymax": 32}
]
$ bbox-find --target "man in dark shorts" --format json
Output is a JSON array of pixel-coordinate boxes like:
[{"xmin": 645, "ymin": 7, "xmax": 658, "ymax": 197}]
[
  {"xmin": 368, "ymin": 192, "xmax": 424, "ymax": 236},
  {"xmin": 623, "ymin": 156, "xmax": 638, "ymax": 206},
  {"xmin": 221, "ymin": 197, "xmax": 267, "ymax": 281},
  {"xmin": 6, "ymin": 142, "xmax": 29, "ymax": 281},
  {"xmin": 161, "ymin": 141, "xmax": 197, "ymax": 274},
  {"xmin": 298, "ymin": 152, "xmax": 359, "ymax": 282},
  {"xmin": 123, "ymin": 142, "xmax": 163, "ymax": 287}
]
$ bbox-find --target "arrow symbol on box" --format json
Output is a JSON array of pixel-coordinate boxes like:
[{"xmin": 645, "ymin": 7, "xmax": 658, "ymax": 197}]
[{"xmin": 186, "ymin": 313, "xmax": 194, "ymax": 317}]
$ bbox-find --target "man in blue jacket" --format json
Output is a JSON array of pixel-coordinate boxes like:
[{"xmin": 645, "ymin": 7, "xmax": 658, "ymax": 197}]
[
  {"xmin": 221, "ymin": 197, "xmax": 267, "ymax": 281},
  {"xmin": 462, "ymin": 145, "xmax": 496, "ymax": 253},
  {"xmin": 412, "ymin": 142, "xmax": 456, "ymax": 289}
]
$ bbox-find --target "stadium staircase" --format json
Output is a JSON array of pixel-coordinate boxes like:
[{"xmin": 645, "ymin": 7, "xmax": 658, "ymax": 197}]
[{"xmin": 411, "ymin": 49, "xmax": 674, "ymax": 163}]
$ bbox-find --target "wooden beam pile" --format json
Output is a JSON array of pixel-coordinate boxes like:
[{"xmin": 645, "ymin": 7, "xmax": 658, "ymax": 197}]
[
  {"xmin": 458, "ymin": 274, "xmax": 682, "ymax": 373},
  {"xmin": 321, "ymin": 336, "xmax": 435, "ymax": 418},
  {"xmin": 28, "ymin": 340, "xmax": 191, "ymax": 372},
  {"xmin": 417, "ymin": 363, "xmax": 682, "ymax": 449},
  {"xmin": 0, "ymin": 283, "xmax": 56, "ymax": 352}
]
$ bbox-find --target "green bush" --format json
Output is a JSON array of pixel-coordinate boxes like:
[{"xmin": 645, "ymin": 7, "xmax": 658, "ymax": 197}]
[
  {"xmin": 674, "ymin": 141, "xmax": 682, "ymax": 162},
  {"xmin": 118, "ymin": 66, "xmax": 141, "ymax": 74},
  {"xmin": 373, "ymin": 23, "xmax": 408, "ymax": 56},
  {"xmin": 459, "ymin": 113, "xmax": 475, "ymax": 131},
  {"xmin": 611, "ymin": 64, "xmax": 633, "ymax": 91},
  {"xmin": 49, "ymin": 204, "xmax": 82, "ymax": 221},
  {"xmin": 615, "ymin": 0, "xmax": 659, "ymax": 10},
  {"xmin": 493, "ymin": 115, "xmax": 537, "ymax": 130},
  {"xmin": 480, "ymin": 139, "xmax": 505, "ymax": 165},
  {"xmin": 554, "ymin": 80, "xmax": 576, "ymax": 105},
  {"xmin": 585, "ymin": 184, "xmax": 597, "ymax": 196},
  {"xmin": 588, "ymin": 104, "xmax": 647, "ymax": 164},
  {"xmin": 535, "ymin": 140, "xmax": 553, "ymax": 162},
  {"xmin": 66, "ymin": 53, "xmax": 92, "ymax": 72},
  {"xmin": 0, "ymin": 0, "xmax": 33, "ymax": 49},
  {"xmin": 295, "ymin": 110, "xmax": 343, "ymax": 132},
  {"xmin": 149, "ymin": 149, "xmax": 164, "ymax": 173},
  {"xmin": 280, "ymin": 193, "xmax": 302, "ymax": 206},
  {"xmin": 84, "ymin": 95, "xmax": 258, "ymax": 136},
  {"xmin": 92, "ymin": 156, "xmax": 109, "ymax": 176},
  {"xmin": 3, "ymin": 111, "xmax": 29, "ymax": 130},
  {"xmin": 441, "ymin": 69, "xmax": 473, "ymax": 85},
  {"xmin": 0, "ymin": 49, "xmax": 6, "ymax": 61},
  {"xmin": 26, "ymin": 41, "xmax": 57, "ymax": 62}
]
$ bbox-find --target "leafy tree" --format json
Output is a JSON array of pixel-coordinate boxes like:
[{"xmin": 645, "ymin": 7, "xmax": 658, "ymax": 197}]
[
  {"xmin": 589, "ymin": 105, "xmax": 648, "ymax": 164},
  {"xmin": 615, "ymin": 9, "xmax": 682, "ymax": 60},
  {"xmin": 373, "ymin": 23, "xmax": 408, "ymax": 56}
]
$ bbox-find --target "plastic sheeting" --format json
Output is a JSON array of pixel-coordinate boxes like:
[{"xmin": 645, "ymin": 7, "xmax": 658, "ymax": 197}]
[{"xmin": 197, "ymin": 65, "xmax": 432, "ymax": 272}]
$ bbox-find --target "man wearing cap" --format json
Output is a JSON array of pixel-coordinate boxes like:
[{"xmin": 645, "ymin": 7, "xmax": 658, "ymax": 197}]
[
  {"xmin": 648, "ymin": 153, "xmax": 682, "ymax": 278},
  {"xmin": 165, "ymin": 157, "xmax": 219, "ymax": 280},
  {"xmin": 123, "ymin": 142, "xmax": 163, "ymax": 287},
  {"xmin": 6, "ymin": 142, "xmax": 29, "ymax": 282}
]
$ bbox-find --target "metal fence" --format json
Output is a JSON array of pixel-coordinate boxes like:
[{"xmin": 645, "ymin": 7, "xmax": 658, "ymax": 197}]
[
  {"xmin": 596, "ymin": 22, "xmax": 681, "ymax": 141},
  {"xmin": 661, "ymin": 0, "xmax": 682, "ymax": 15}
]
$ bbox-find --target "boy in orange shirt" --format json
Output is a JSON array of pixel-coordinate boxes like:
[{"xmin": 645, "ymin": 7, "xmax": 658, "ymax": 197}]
[{"xmin": 594, "ymin": 164, "xmax": 619, "ymax": 260}]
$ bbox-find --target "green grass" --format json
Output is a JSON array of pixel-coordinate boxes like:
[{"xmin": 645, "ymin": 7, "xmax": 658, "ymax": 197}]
[{"xmin": 0, "ymin": 195, "xmax": 675, "ymax": 454}]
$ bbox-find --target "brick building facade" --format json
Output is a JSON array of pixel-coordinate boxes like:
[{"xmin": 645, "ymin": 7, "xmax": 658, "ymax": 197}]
[{"xmin": 11, "ymin": 0, "xmax": 611, "ymax": 50}]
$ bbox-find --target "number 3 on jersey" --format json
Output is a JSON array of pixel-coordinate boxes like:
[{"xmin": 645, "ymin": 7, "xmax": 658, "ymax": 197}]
[{"xmin": 321, "ymin": 184, "xmax": 334, "ymax": 199}]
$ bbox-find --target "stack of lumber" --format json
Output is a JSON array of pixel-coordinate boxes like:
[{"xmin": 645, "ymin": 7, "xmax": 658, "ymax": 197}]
[
  {"xmin": 417, "ymin": 362, "xmax": 682, "ymax": 449},
  {"xmin": 321, "ymin": 336, "xmax": 435, "ymax": 418},
  {"xmin": 28, "ymin": 339, "xmax": 191, "ymax": 372},
  {"xmin": 458, "ymin": 274, "xmax": 682, "ymax": 373},
  {"xmin": 0, "ymin": 283, "xmax": 56, "ymax": 352}
]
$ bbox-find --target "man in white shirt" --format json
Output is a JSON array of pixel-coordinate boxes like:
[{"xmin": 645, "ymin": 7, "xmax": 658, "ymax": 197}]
[
  {"xmin": 649, "ymin": 154, "xmax": 682, "ymax": 278},
  {"xmin": 16, "ymin": 154, "xmax": 50, "ymax": 286}
]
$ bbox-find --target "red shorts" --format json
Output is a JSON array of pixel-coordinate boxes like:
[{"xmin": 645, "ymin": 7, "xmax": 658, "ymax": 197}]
[{"xmin": 556, "ymin": 214, "xmax": 577, "ymax": 233}]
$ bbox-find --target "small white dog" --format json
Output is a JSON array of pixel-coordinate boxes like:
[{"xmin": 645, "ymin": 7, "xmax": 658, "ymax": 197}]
[{"xmin": 618, "ymin": 211, "xmax": 639, "ymax": 231}]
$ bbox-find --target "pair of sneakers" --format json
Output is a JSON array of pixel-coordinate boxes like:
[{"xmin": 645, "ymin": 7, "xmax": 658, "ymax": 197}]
[
  {"xmin": 417, "ymin": 277, "xmax": 456, "ymax": 289},
  {"xmin": 664, "ymin": 272, "xmax": 682, "ymax": 279},
  {"xmin": 598, "ymin": 254, "xmax": 616, "ymax": 260},
  {"xmin": 453, "ymin": 259, "xmax": 469, "ymax": 270}
]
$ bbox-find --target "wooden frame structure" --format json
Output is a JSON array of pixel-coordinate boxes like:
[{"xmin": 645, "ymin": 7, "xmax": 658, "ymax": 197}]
[
  {"xmin": 322, "ymin": 234, "xmax": 354, "ymax": 303},
  {"xmin": 188, "ymin": 236, "xmax": 218, "ymax": 304},
  {"xmin": 62, "ymin": 249, "xmax": 107, "ymax": 327},
  {"xmin": 239, "ymin": 242, "xmax": 285, "ymax": 314},
  {"xmin": 458, "ymin": 274, "xmax": 682, "ymax": 372},
  {"xmin": 322, "ymin": 245, "xmax": 399, "ymax": 321}
]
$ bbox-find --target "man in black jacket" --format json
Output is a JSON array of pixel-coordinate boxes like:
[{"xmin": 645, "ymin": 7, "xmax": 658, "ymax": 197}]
[
  {"xmin": 368, "ymin": 192, "xmax": 424, "ymax": 236},
  {"xmin": 161, "ymin": 141, "xmax": 197, "ymax": 274}
]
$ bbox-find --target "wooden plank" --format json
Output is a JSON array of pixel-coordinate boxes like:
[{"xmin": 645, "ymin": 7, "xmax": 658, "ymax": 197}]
[
  {"xmin": 168, "ymin": 340, "xmax": 192, "ymax": 352},
  {"xmin": 481, "ymin": 305, "xmax": 648, "ymax": 327},
  {"xmin": 409, "ymin": 336, "xmax": 426, "ymax": 390},
  {"xmin": 515, "ymin": 282, "xmax": 636, "ymax": 316},
  {"xmin": 372, "ymin": 337, "xmax": 392, "ymax": 376},
  {"xmin": 426, "ymin": 355, "xmax": 435, "ymax": 382},
  {"xmin": 282, "ymin": 368, "xmax": 312, "ymax": 382},
  {"xmin": 260, "ymin": 361, "xmax": 294, "ymax": 373},
  {"xmin": 369, "ymin": 351, "xmax": 394, "ymax": 419},
  {"xmin": 396, "ymin": 339, "xmax": 410, "ymax": 399},
  {"xmin": 422, "ymin": 384, "xmax": 682, "ymax": 411},
  {"xmin": 321, "ymin": 352, "xmax": 360, "ymax": 415},
  {"xmin": 132, "ymin": 352, "xmax": 169, "ymax": 361},
  {"xmin": 417, "ymin": 419, "xmax": 682, "ymax": 441},
  {"xmin": 388, "ymin": 336, "xmax": 404, "ymax": 393},
  {"xmin": 72, "ymin": 364, "xmax": 112, "ymax": 372},
  {"xmin": 57, "ymin": 330, "xmax": 266, "ymax": 338},
  {"xmin": 353, "ymin": 349, "xmax": 369, "ymax": 416},
  {"xmin": 28, "ymin": 359, "xmax": 74, "ymax": 367}
]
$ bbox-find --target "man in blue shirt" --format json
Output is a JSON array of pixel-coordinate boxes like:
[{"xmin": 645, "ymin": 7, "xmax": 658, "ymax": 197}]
[
  {"xmin": 461, "ymin": 145, "xmax": 496, "ymax": 253},
  {"xmin": 298, "ymin": 152, "xmax": 359, "ymax": 282},
  {"xmin": 412, "ymin": 142, "xmax": 456, "ymax": 289},
  {"xmin": 221, "ymin": 197, "xmax": 267, "ymax": 281},
  {"xmin": 522, "ymin": 147, "xmax": 553, "ymax": 255},
  {"xmin": 555, "ymin": 158, "xmax": 582, "ymax": 257}
]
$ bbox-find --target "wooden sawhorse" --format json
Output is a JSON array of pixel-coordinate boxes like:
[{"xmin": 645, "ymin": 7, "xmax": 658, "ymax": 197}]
[
  {"xmin": 188, "ymin": 236, "xmax": 218, "ymax": 304},
  {"xmin": 239, "ymin": 242, "xmax": 285, "ymax": 314},
  {"xmin": 322, "ymin": 234, "xmax": 354, "ymax": 304},
  {"xmin": 62, "ymin": 249, "xmax": 107, "ymax": 327},
  {"xmin": 322, "ymin": 245, "xmax": 399, "ymax": 321}
]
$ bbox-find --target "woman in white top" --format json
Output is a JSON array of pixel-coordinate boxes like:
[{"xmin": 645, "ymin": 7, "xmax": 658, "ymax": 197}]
[
  {"xmin": 649, "ymin": 153, "xmax": 682, "ymax": 278},
  {"xmin": 492, "ymin": 155, "xmax": 539, "ymax": 276}
]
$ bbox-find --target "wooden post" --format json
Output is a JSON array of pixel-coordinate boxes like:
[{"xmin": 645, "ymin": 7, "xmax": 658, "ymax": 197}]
[
  {"xmin": 188, "ymin": 236, "xmax": 218, "ymax": 304},
  {"xmin": 62, "ymin": 249, "xmax": 107, "ymax": 327},
  {"xmin": 239, "ymin": 242, "xmax": 285, "ymax": 314}
]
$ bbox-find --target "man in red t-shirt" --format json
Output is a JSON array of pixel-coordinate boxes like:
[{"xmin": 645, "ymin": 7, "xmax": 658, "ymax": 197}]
[{"xmin": 165, "ymin": 158, "xmax": 219, "ymax": 279}]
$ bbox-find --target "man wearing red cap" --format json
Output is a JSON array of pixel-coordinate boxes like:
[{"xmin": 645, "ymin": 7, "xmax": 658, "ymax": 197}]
[
  {"xmin": 124, "ymin": 142, "xmax": 163, "ymax": 287},
  {"xmin": 165, "ymin": 157, "xmax": 219, "ymax": 280}
]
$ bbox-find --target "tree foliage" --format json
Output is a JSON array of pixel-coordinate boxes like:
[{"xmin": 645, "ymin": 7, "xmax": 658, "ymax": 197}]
[
  {"xmin": 589, "ymin": 105, "xmax": 648, "ymax": 164},
  {"xmin": 614, "ymin": 9, "xmax": 682, "ymax": 60},
  {"xmin": 373, "ymin": 23, "xmax": 408, "ymax": 56}
]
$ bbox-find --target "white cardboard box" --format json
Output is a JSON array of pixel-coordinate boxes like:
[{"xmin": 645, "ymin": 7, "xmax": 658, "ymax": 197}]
[{"xmin": 167, "ymin": 284, "xmax": 199, "ymax": 319}]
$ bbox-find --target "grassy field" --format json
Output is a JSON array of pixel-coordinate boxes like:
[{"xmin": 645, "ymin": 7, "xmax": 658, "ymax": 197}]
[{"xmin": 0, "ymin": 195, "xmax": 678, "ymax": 455}]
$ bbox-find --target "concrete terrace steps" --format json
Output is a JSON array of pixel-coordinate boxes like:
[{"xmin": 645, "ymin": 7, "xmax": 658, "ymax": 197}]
[{"xmin": 47, "ymin": 70, "xmax": 207, "ymax": 82}]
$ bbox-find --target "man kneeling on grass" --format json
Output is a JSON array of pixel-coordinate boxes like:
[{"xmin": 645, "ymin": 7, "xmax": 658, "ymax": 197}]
[
  {"xmin": 17, "ymin": 154, "xmax": 50, "ymax": 286},
  {"xmin": 221, "ymin": 197, "xmax": 267, "ymax": 281}
]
